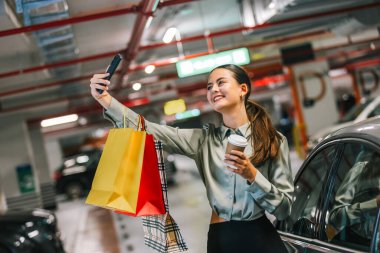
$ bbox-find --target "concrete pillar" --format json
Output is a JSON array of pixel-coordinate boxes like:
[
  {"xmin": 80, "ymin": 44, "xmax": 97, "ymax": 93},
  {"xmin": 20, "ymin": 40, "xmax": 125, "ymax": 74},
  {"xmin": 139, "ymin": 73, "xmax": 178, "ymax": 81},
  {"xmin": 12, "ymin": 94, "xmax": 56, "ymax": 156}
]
[
  {"xmin": 0, "ymin": 115, "xmax": 42, "ymax": 210},
  {"xmin": 0, "ymin": 184, "xmax": 7, "ymax": 213},
  {"xmin": 29, "ymin": 125, "xmax": 57, "ymax": 209},
  {"xmin": 44, "ymin": 138, "xmax": 64, "ymax": 174}
]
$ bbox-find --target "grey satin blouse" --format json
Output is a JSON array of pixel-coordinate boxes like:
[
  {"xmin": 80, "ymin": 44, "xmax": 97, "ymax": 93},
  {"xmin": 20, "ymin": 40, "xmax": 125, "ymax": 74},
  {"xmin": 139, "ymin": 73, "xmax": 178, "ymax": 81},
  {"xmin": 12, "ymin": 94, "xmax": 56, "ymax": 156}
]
[{"xmin": 104, "ymin": 98, "xmax": 294, "ymax": 221}]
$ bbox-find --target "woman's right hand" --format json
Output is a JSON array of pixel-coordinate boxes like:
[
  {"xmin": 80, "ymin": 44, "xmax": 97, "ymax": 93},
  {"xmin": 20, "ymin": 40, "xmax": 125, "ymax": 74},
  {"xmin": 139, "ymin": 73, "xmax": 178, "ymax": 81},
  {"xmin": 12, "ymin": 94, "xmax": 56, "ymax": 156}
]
[{"xmin": 90, "ymin": 73, "xmax": 112, "ymax": 109}]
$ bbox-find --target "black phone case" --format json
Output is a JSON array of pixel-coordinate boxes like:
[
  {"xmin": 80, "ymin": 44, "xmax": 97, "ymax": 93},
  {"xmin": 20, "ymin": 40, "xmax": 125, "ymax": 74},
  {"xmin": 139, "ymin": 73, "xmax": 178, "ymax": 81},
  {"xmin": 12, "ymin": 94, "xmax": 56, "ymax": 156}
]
[{"xmin": 97, "ymin": 54, "xmax": 122, "ymax": 94}]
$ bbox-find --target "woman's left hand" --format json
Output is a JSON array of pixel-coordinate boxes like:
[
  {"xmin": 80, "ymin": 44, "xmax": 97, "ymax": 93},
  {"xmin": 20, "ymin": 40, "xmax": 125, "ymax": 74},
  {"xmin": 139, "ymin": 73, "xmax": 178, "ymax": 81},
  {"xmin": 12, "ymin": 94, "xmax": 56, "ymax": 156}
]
[{"xmin": 224, "ymin": 150, "xmax": 257, "ymax": 183}]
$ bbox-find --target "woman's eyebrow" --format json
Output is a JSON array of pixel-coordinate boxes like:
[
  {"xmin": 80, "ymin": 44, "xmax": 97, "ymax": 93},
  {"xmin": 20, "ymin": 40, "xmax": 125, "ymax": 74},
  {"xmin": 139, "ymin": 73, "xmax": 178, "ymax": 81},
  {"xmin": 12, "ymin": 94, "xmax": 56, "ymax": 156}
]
[
  {"xmin": 208, "ymin": 77, "xmax": 226, "ymax": 85},
  {"xmin": 216, "ymin": 77, "xmax": 227, "ymax": 82}
]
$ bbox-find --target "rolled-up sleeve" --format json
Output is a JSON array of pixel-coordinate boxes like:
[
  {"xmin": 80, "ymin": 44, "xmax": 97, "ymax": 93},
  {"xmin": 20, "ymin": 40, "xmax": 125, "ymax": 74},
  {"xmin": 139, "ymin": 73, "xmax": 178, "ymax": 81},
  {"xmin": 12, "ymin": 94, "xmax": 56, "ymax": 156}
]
[
  {"xmin": 246, "ymin": 137, "xmax": 294, "ymax": 220},
  {"xmin": 104, "ymin": 97, "xmax": 206, "ymax": 158}
]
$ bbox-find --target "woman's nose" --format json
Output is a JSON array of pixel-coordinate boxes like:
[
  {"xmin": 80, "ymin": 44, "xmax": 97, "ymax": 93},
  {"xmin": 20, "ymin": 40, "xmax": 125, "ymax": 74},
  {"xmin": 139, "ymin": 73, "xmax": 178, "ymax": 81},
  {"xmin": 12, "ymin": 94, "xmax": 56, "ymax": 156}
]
[{"xmin": 210, "ymin": 84, "xmax": 219, "ymax": 92}]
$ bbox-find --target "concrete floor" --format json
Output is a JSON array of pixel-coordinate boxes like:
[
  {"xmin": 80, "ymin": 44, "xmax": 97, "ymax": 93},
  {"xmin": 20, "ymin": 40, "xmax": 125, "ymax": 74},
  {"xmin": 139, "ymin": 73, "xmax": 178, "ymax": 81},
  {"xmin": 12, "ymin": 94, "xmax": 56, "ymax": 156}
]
[{"xmin": 56, "ymin": 150, "xmax": 304, "ymax": 253}]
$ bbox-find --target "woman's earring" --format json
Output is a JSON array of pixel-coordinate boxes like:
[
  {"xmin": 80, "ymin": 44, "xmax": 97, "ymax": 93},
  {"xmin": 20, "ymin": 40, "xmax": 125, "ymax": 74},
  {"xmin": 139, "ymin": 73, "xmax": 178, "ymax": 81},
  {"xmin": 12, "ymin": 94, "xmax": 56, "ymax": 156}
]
[{"xmin": 240, "ymin": 95, "xmax": 243, "ymax": 101}]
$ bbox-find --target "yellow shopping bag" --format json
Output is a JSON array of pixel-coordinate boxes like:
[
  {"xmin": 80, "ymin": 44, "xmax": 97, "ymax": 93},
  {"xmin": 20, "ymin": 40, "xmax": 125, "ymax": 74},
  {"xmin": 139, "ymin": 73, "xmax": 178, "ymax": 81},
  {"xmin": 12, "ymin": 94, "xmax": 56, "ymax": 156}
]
[{"xmin": 86, "ymin": 115, "xmax": 146, "ymax": 213}]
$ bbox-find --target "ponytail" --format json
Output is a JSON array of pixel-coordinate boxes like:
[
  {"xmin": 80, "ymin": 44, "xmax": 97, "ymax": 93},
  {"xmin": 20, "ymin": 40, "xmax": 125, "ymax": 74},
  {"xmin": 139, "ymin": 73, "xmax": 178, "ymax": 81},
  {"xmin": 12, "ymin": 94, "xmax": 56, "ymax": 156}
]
[{"xmin": 245, "ymin": 99, "xmax": 282, "ymax": 166}]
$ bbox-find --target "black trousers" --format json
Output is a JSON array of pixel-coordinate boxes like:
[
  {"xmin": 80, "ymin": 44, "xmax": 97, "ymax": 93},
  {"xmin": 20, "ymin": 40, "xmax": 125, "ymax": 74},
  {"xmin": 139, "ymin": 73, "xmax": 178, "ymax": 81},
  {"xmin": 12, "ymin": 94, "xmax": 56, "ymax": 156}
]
[{"xmin": 207, "ymin": 215, "xmax": 288, "ymax": 253}]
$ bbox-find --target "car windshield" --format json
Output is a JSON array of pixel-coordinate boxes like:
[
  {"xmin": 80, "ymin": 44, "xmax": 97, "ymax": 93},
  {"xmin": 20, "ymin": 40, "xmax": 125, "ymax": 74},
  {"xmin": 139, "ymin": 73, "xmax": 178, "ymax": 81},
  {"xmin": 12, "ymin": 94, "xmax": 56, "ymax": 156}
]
[
  {"xmin": 63, "ymin": 150, "xmax": 101, "ymax": 168},
  {"xmin": 338, "ymin": 98, "xmax": 374, "ymax": 123}
]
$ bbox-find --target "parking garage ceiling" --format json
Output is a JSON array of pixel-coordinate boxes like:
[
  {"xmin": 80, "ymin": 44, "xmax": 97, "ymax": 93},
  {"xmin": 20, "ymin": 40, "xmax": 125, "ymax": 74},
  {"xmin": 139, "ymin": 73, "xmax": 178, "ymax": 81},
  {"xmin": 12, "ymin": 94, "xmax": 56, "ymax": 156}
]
[{"xmin": 0, "ymin": 0, "xmax": 379, "ymax": 133}]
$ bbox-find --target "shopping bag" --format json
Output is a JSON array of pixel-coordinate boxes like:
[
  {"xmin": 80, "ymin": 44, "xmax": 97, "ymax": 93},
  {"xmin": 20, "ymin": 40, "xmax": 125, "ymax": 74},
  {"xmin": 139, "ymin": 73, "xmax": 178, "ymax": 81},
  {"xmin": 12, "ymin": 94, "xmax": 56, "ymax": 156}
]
[
  {"xmin": 141, "ymin": 141, "xmax": 188, "ymax": 253},
  {"xmin": 85, "ymin": 126, "xmax": 145, "ymax": 212},
  {"xmin": 142, "ymin": 213, "xmax": 188, "ymax": 253},
  {"xmin": 86, "ymin": 114, "xmax": 165, "ymax": 216},
  {"xmin": 114, "ymin": 131, "xmax": 166, "ymax": 216}
]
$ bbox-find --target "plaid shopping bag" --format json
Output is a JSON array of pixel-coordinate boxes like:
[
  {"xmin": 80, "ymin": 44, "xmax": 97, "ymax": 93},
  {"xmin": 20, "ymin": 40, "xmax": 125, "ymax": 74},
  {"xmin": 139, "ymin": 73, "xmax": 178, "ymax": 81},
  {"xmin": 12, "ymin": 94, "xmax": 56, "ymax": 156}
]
[{"xmin": 141, "ymin": 141, "xmax": 188, "ymax": 253}]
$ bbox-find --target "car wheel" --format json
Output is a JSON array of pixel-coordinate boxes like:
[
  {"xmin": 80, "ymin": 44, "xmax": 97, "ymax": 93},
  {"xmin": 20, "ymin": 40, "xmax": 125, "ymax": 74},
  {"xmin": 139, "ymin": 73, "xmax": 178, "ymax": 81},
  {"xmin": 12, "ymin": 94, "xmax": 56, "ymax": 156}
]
[{"xmin": 65, "ymin": 182, "xmax": 84, "ymax": 199}]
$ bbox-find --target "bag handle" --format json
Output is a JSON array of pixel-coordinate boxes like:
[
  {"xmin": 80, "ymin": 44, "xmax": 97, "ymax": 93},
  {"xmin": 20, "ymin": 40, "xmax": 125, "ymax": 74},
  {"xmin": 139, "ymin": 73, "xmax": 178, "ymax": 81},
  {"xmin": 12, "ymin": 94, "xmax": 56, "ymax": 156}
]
[
  {"xmin": 139, "ymin": 115, "xmax": 146, "ymax": 131},
  {"xmin": 123, "ymin": 107, "xmax": 146, "ymax": 131},
  {"xmin": 123, "ymin": 108, "xmax": 127, "ymax": 128}
]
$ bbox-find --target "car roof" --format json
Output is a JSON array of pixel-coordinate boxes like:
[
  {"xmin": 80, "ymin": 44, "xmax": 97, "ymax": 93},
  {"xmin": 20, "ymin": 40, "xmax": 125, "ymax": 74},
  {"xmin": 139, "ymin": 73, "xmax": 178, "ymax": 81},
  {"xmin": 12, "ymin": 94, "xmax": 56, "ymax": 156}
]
[
  {"xmin": 299, "ymin": 116, "xmax": 380, "ymax": 181},
  {"xmin": 327, "ymin": 115, "xmax": 380, "ymax": 145}
]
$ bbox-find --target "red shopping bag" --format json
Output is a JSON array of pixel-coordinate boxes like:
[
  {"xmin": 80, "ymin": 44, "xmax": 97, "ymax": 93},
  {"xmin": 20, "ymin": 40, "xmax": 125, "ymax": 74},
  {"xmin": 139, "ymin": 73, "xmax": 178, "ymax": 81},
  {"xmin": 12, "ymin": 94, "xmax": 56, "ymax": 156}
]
[{"xmin": 115, "ymin": 117, "xmax": 165, "ymax": 216}]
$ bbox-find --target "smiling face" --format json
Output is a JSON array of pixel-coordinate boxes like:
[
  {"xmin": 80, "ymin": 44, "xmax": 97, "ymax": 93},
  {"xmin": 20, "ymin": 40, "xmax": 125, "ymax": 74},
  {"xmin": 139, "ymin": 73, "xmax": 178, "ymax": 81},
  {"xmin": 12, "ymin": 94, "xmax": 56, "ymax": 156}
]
[{"xmin": 206, "ymin": 68, "xmax": 247, "ymax": 113}]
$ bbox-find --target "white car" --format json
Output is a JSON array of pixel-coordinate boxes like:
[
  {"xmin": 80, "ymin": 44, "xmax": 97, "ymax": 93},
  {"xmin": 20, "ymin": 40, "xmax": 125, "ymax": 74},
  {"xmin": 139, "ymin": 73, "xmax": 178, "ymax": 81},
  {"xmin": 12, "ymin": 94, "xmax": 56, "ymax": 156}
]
[{"xmin": 307, "ymin": 96, "xmax": 380, "ymax": 151}]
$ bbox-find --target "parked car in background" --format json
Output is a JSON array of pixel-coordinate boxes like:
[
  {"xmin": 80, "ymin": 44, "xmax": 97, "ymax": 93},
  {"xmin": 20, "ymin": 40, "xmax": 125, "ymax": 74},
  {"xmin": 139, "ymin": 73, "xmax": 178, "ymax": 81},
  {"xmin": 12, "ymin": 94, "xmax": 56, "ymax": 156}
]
[
  {"xmin": 54, "ymin": 148, "xmax": 178, "ymax": 199},
  {"xmin": 54, "ymin": 149, "xmax": 102, "ymax": 199},
  {"xmin": 278, "ymin": 116, "xmax": 380, "ymax": 252},
  {"xmin": 0, "ymin": 209, "xmax": 65, "ymax": 253},
  {"xmin": 307, "ymin": 96, "xmax": 380, "ymax": 151}
]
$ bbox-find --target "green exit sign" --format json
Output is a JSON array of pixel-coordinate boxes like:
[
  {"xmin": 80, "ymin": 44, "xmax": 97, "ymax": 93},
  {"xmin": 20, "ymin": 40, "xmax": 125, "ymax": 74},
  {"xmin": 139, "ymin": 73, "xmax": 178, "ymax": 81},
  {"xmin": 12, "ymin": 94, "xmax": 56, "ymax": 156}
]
[{"xmin": 176, "ymin": 48, "xmax": 251, "ymax": 78}]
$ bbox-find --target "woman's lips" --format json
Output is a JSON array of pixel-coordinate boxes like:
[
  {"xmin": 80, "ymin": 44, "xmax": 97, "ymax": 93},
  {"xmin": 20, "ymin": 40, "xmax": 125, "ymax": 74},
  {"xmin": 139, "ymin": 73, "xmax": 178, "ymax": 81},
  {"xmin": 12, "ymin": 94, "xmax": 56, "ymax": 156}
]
[{"xmin": 213, "ymin": 95, "xmax": 224, "ymax": 103}]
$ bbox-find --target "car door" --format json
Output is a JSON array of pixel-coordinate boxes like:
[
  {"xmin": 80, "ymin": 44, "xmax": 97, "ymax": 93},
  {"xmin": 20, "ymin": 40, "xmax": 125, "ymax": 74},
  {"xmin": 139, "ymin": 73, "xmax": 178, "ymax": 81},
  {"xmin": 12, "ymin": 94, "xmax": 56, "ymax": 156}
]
[
  {"xmin": 278, "ymin": 143, "xmax": 341, "ymax": 252},
  {"xmin": 318, "ymin": 139, "xmax": 380, "ymax": 253}
]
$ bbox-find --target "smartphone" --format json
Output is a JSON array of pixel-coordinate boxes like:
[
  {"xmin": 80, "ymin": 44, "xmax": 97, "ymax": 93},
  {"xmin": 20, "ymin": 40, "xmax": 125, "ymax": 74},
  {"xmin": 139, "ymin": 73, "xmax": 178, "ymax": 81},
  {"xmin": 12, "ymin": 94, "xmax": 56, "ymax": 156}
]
[{"xmin": 97, "ymin": 54, "xmax": 123, "ymax": 94}]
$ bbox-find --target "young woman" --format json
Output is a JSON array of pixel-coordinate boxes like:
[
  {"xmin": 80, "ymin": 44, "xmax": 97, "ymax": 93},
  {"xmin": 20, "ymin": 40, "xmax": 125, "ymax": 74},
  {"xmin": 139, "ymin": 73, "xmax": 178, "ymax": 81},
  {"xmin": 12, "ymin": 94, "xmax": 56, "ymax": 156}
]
[{"xmin": 90, "ymin": 64, "xmax": 293, "ymax": 252}]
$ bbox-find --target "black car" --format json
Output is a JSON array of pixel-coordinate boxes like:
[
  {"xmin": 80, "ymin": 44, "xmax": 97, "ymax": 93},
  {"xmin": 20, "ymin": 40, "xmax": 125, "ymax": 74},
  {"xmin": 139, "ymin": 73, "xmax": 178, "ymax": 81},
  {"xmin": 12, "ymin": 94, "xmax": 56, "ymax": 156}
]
[
  {"xmin": 54, "ymin": 148, "xmax": 177, "ymax": 199},
  {"xmin": 54, "ymin": 149, "xmax": 102, "ymax": 199},
  {"xmin": 277, "ymin": 116, "xmax": 380, "ymax": 252},
  {"xmin": 0, "ymin": 209, "xmax": 65, "ymax": 253}
]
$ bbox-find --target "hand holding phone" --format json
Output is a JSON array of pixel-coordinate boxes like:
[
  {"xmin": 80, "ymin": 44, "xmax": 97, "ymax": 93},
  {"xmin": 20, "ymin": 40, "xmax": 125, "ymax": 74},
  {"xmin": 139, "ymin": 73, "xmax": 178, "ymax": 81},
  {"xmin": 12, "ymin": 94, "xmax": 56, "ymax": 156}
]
[{"xmin": 97, "ymin": 54, "xmax": 123, "ymax": 94}]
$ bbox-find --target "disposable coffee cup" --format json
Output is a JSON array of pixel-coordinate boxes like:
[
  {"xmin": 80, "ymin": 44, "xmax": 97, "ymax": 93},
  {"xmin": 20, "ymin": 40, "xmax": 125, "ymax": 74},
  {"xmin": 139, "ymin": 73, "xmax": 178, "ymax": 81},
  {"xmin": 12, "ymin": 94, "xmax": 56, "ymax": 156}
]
[
  {"xmin": 226, "ymin": 134, "xmax": 248, "ymax": 154},
  {"xmin": 225, "ymin": 134, "xmax": 248, "ymax": 169}
]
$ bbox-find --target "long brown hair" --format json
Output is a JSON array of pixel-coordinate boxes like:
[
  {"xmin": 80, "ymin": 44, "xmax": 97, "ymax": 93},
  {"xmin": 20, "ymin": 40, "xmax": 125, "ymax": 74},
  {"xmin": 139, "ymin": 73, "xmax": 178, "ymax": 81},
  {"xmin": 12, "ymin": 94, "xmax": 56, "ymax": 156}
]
[{"xmin": 212, "ymin": 64, "xmax": 282, "ymax": 165}]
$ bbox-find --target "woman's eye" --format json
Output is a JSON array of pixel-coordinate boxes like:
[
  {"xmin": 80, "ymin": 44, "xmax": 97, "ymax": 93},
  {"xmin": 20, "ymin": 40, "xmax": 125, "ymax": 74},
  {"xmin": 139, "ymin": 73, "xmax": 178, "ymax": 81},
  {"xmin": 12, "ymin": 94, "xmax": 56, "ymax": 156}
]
[
  {"xmin": 206, "ymin": 85, "xmax": 212, "ymax": 90},
  {"xmin": 218, "ymin": 81, "xmax": 224, "ymax": 86}
]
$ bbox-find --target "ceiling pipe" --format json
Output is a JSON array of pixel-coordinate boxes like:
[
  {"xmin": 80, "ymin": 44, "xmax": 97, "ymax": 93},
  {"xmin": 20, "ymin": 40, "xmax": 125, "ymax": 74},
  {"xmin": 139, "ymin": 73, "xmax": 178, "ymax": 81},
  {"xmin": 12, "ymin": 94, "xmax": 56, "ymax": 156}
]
[
  {"xmin": 0, "ymin": 50, "xmax": 119, "ymax": 79},
  {"xmin": 115, "ymin": 0, "xmax": 160, "ymax": 88},
  {"xmin": 0, "ymin": 3, "xmax": 141, "ymax": 37},
  {"xmin": 158, "ymin": 0, "xmax": 197, "ymax": 8},
  {"xmin": 0, "ymin": 0, "xmax": 197, "ymax": 38},
  {"xmin": 25, "ymin": 96, "xmax": 150, "ymax": 125},
  {"xmin": 25, "ymin": 79, "xmax": 207, "ymax": 126},
  {"xmin": 346, "ymin": 58, "xmax": 380, "ymax": 70},
  {"xmin": 0, "ymin": 29, "xmax": 327, "ymax": 96},
  {"xmin": 0, "ymin": 74, "xmax": 94, "ymax": 97},
  {"xmin": 0, "ymin": 0, "xmax": 198, "ymax": 80},
  {"xmin": 1, "ymin": 0, "xmax": 378, "ymax": 39},
  {"xmin": 0, "ymin": 29, "xmax": 327, "ymax": 81},
  {"xmin": 1, "ymin": 1, "xmax": 379, "ymax": 79},
  {"xmin": 2, "ymin": 44, "xmax": 378, "ymax": 114},
  {"xmin": 1, "ymin": 33, "xmax": 378, "ymax": 98},
  {"xmin": 115, "ymin": 1, "xmax": 380, "ymax": 88}
]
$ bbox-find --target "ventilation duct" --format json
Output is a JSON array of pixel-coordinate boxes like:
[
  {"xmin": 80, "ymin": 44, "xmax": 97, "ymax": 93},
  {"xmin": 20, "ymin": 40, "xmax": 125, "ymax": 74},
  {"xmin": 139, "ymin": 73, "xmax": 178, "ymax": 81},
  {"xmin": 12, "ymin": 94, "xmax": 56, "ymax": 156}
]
[
  {"xmin": 239, "ymin": 0, "xmax": 295, "ymax": 28},
  {"xmin": 246, "ymin": 0, "xmax": 380, "ymax": 39},
  {"xmin": 330, "ymin": 18, "xmax": 366, "ymax": 36},
  {"xmin": 15, "ymin": 0, "xmax": 80, "ymax": 78}
]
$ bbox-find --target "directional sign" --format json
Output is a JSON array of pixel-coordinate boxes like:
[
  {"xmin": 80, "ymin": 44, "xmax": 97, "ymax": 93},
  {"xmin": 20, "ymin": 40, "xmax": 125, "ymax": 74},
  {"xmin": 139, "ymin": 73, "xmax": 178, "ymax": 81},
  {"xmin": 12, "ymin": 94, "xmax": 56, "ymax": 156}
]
[{"xmin": 176, "ymin": 48, "xmax": 250, "ymax": 78}]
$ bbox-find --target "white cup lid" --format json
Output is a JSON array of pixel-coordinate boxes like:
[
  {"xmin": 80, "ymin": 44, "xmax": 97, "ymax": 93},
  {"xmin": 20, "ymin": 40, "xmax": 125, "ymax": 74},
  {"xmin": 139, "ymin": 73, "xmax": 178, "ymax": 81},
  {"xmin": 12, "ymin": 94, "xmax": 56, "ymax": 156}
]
[{"xmin": 228, "ymin": 134, "xmax": 248, "ymax": 147}]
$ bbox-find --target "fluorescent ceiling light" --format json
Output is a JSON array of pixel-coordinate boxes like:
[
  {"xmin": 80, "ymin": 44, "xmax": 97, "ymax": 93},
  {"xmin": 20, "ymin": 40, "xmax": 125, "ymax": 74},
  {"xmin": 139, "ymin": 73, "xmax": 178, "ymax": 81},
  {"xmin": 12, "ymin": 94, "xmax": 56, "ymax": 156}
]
[
  {"xmin": 132, "ymin": 82, "xmax": 142, "ymax": 91},
  {"xmin": 329, "ymin": 68, "xmax": 347, "ymax": 77},
  {"xmin": 145, "ymin": 16, "xmax": 153, "ymax": 29},
  {"xmin": 41, "ymin": 114, "xmax": 78, "ymax": 127},
  {"xmin": 163, "ymin": 27, "xmax": 178, "ymax": 43},
  {"xmin": 145, "ymin": 65, "xmax": 155, "ymax": 74}
]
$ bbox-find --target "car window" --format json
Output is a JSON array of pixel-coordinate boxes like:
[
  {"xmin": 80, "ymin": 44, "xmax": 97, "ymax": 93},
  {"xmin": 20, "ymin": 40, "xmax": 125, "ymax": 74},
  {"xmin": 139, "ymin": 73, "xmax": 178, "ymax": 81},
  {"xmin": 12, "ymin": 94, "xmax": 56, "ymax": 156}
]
[
  {"xmin": 278, "ymin": 145, "xmax": 337, "ymax": 238},
  {"xmin": 323, "ymin": 143, "xmax": 380, "ymax": 251},
  {"xmin": 63, "ymin": 150, "xmax": 101, "ymax": 168},
  {"xmin": 339, "ymin": 99, "xmax": 373, "ymax": 123},
  {"xmin": 368, "ymin": 103, "xmax": 380, "ymax": 118}
]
